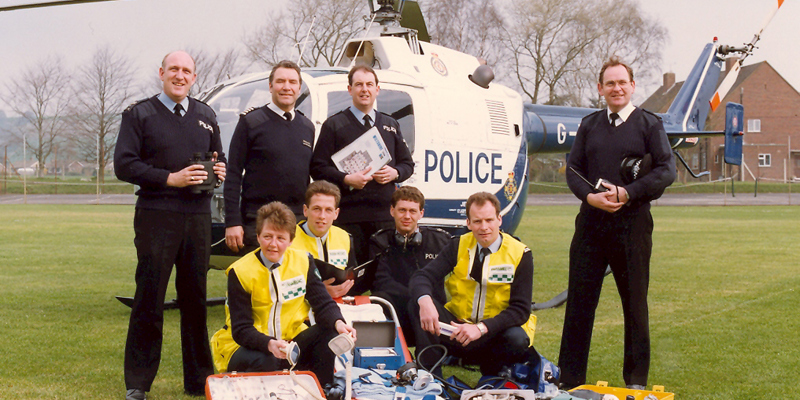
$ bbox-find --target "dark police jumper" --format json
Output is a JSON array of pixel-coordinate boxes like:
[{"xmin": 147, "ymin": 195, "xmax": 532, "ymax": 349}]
[
  {"xmin": 310, "ymin": 109, "xmax": 415, "ymax": 266},
  {"xmin": 310, "ymin": 109, "xmax": 414, "ymax": 223},
  {"xmin": 559, "ymin": 107, "xmax": 675, "ymax": 388},
  {"xmin": 368, "ymin": 226, "xmax": 452, "ymax": 345},
  {"xmin": 114, "ymin": 95, "xmax": 225, "ymax": 394},
  {"xmin": 224, "ymin": 106, "xmax": 315, "ymax": 241}
]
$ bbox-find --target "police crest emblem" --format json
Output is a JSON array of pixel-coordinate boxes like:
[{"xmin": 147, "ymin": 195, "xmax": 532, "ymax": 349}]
[{"xmin": 503, "ymin": 172, "xmax": 517, "ymax": 201}]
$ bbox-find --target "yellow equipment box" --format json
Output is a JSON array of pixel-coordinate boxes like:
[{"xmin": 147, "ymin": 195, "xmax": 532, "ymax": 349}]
[{"xmin": 571, "ymin": 381, "xmax": 674, "ymax": 400}]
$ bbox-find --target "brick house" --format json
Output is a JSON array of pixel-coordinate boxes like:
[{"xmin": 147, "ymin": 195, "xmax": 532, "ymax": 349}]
[{"xmin": 642, "ymin": 60, "xmax": 800, "ymax": 182}]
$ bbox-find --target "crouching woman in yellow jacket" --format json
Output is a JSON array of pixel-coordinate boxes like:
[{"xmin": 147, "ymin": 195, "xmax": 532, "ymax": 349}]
[{"xmin": 211, "ymin": 201, "xmax": 356, "ymax": 386}]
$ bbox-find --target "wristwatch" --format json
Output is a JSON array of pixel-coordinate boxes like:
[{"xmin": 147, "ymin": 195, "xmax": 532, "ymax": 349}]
[{"xmin": 477, "ymin": 322, "xmax": 488, "ymax": 336}]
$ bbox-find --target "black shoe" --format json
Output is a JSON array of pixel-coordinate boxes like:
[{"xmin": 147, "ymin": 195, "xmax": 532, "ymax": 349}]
[
  {"xmin": 626, "ymin": 384, "xmax": 646, "ymax": 390},
  {"xmin": 125, "ymin": 389, "xmax": 146, "ymax": 400}
]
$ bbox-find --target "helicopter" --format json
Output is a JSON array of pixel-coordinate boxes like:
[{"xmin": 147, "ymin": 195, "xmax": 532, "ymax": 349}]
[{"xmin": 197, "ymin": 0, "xmax": 775, "ymax": 271}]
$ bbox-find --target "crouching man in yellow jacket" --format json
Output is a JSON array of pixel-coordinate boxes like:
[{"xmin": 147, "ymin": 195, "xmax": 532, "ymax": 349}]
[
  {"xmin": 211, "ymin": 201, "xmax": 356, "ymax": 386},
  {"xmin": 409, "ymin": 192, "xmax": 535, "ymax": 376}
]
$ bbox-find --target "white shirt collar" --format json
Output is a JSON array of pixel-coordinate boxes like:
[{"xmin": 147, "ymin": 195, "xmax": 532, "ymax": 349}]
[
  {"xmin": 157, "ymin": 92, "xmax": 189, "ymax": 115},
  {"xmin": 348, "ymin": 105, "xmax": 376, "ymax": 125},
  {"xmin": 477, "ymin": 234, "xmax": 503, "ymax": 254},
  {"xmin": 267, "ymin": 103, "xmax": 294, "ymax": 120},
  {"xmin": 258, "ymin": 251, "xmax": 284, "ymax": 270},
  {"xmin": 302, "ymin": 221, "xmax": 329, "ymax": 243},
  {"xmin": 607, "ymin": 102, "xmax": 636, "ymax": 125}
]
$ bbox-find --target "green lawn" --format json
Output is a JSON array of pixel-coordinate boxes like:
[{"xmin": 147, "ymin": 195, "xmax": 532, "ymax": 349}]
[
  {"xmin": 0, "ymin": 204, "xmax": 798, "ymax": 399},
  {"xmin": 0, "ymin": 177, "xmax": 135, "ymax": 195},
  {"xmin": 529, "ymin": 180, "xmax": 798, "ymax": 195}
]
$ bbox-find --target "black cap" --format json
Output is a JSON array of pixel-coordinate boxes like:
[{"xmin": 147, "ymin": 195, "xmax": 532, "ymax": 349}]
[{"xmin": 620, "ymin": 153, "xmax": 652, "ymax": 185}]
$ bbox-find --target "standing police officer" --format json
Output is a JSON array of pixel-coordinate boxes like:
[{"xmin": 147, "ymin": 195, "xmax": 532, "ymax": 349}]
[
  {"xmin": 310, "ymin": 64, "xmax": 414, "ymax": 269},
  {"xmin": 115, "ymin": 50, "xmax": 226, "ymax": 400},
  {"xmin": 225, "ymin": 60, "xmax": 315, "ymax": 252},
  {"xmin": 558, "ymin": 56, "xmax": 675, "ymax": 390}
]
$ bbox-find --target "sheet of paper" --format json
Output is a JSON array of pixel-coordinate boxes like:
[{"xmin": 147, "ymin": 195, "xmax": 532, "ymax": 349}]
[{"xmin": 331, "ymin": 127, "xmax": 392, "ymax": 176}]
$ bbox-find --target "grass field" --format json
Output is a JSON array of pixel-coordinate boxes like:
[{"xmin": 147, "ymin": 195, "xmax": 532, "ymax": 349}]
[
  {"xmin": 0, "ymin": 177, "xmax": 135, "ymax": 195},
  {"xmin": 529, "ymin": 180, "xmax": 798, "ymax": 195},
  {"xmin": 0, "ymin": 204, "xmax": 798, "ymax": 399}
]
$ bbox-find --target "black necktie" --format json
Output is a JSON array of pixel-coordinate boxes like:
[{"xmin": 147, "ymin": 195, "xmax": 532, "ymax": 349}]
[
  {"xmin": 610, "ymin": 112, "xmax": 619, "ymax": 126},
  {"xmin": 363, "ymin": 115, "xmax": 372, "ymax": 129},
  {"xmin": 270, "ymin": 262, "xmax": 281, "ymax": 271},
  {"xmin": 173, "ymin": 103, "xmax": 184, "ymax": 117},
  {"xmin": 284, "ymin": 111, "xmax": 292, "ymax": 121},
  {"xmin": 469, "ymin": 247, "xmax": 492, "ymax": 282}
]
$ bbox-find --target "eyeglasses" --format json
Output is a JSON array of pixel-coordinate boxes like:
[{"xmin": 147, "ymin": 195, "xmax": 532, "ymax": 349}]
[{"xmin": 603, "ymin": 80, "xmax": 631, "ymax": 89}]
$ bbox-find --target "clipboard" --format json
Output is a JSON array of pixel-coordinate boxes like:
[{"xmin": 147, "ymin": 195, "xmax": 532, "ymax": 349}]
[{"xmin": 330, "ymin": 127, "xmax": 392, "ymax": 175}]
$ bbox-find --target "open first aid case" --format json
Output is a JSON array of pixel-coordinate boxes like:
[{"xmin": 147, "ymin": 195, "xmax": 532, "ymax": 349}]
[{"xmin": 205, "ymin": 371, "xmax": 325, "ymax": 400}]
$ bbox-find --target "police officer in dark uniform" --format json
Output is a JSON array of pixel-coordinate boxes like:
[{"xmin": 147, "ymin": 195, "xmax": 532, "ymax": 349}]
[
  {"xmin": 368, "ymin": 186, "xmax": 451, "ymax": 346},
  {"xmin": 310, "ymin": 64, "xmax": 415, "ymax": 268},
  {"xmin": 224, "ymin": 60, "xmax": 315, "ymax": 253},
  {"xmin": 558, "ymin": 56, "xmax": 675, "ymax": 390},
  {"xmin": 114, "ymin": 50, "xmax": 226, "ymax": 400}
]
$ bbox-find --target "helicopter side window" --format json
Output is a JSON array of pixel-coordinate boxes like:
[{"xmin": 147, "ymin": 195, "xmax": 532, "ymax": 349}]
[
  {"xmin": 326, "ymin": 89, "xmax": 415, "ymax": 154},
  {"xmin": 206, "ymin": 79, "xmax": 312, "ymax": 155}
]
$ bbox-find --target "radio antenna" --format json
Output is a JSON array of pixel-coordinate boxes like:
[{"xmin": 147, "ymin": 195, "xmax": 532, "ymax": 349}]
[{"xmin": 297, "ymin": 16, "xmax": 317, "ymax": 65}]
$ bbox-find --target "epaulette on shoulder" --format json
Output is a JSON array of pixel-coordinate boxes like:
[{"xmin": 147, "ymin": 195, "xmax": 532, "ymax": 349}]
[
  {"xmin": 124, "ymin": 98, "xmax": 150, "ymax": 113},
  {"xmin": 585, "ymin": 109, "xmax": 605, "ymax": 119},
  {"xmin": 640, "ymin": 108, "xmax": 663, "ymax": 122},
  {"xmin": 369, "ymin": 228, "xmax": 393, "ymax": 249},
  {"xmin": 191, "ymin": 98, "xmax": 216, "ymax": 117},
  {"xmin": 371, "ymin": 227, "xmax": 394, "ymax": 240},
  {"xmin": 240, "ymin": 106, "xmax": 258, "ymax": 117},
  {"xmin": 421, "ymin": 226, "xmax": 453, "ymax": 238}
]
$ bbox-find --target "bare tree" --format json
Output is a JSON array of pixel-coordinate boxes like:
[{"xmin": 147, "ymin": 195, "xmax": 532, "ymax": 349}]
[
  {"xmin": 423, "ymin": 0, "xmax": 505, "ymax": 66},
  {"xmin": 1, "ymin": 55, "xmax": 70, "ymax": 177},
  {"xmin": 501, "ymin": 0, "xmax": 603, "ymax": 105},
  {"xmin": 189, "ymin": 47, "xmax": 249, "ymax": 96},
  {"xmin": 243, "ymin": 0, "xmax": 367, "ymax": 68},
  {"xmin": 69, "ymin": 46, "xmax": 136, "ymax": 183},
  {"xmin": 578, "ymin": 0, "xmax": 668, "ymax": 107},
  {"xmin": 501, "ymin": 0, "xmax": 666, "ymax": 107}
]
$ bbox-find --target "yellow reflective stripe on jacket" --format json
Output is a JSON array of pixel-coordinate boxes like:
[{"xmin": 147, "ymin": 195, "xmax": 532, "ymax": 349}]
[{"xmin": 210, "ymin": 247, "xmax": 311, "ymax": 372}]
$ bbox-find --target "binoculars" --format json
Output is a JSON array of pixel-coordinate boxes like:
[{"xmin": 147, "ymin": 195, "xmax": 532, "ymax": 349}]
[{"xmin": 188, "ymin": 152, "xmax": 218, "ymax": 194}]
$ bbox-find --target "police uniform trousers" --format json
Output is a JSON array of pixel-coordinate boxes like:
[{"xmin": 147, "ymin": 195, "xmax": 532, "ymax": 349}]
[
  {"xmin": 409, "ymin": 297, "xmax": 530, "ymax": 377},
  {"xmin": 124, "ymin": 208, "xmax": 214, "ymax": 393},
  {"xmin": 558, "ymin": 206, "xmax": 652, "ymax": 387},
  {"xmin": 227, "ymin": 324, "xmax": 339, "ymax": 385}
]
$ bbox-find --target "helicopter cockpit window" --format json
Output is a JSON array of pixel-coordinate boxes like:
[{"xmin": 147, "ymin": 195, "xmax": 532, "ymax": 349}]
[
  {"xmin": 326, "ymin": 89, "xmax": 415, "ymax": 154},
  {"xmin": 207, "ymin": 78, "xmax": 311, "ymax": 155}
]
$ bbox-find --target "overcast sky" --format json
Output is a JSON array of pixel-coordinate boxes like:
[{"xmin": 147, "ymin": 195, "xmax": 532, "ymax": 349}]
[{"xmin": 0, "ymin": 0, "xmax": 797, "ymax": 114}]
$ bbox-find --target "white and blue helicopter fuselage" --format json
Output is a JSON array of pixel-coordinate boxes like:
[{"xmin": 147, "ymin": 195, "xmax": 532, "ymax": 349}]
[{"xmin": 203, "ymin": 35, "xmax": 531, "ymax": 234}]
